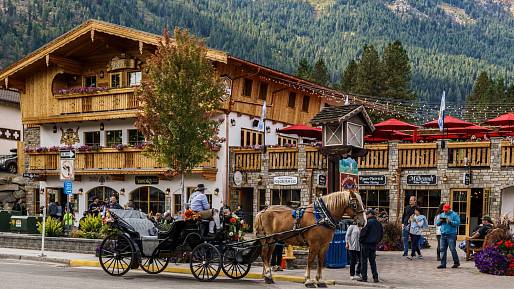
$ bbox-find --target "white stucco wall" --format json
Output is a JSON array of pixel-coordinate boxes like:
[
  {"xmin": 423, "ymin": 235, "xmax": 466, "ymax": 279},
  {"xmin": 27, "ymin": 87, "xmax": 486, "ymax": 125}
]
[
  {"xmin": 501, "ymin": 186, "xmax": 514, "ymax": 219},
  {"xmin": 0, "ymin": 104, "xmax": 22, "ymax": 155}
]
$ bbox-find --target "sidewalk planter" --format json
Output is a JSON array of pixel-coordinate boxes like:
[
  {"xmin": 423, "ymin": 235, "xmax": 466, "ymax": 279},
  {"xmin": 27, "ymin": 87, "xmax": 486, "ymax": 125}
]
[
  {"xmin": 325, "ymin": 228, "xmax": 347, "ymax": 268},
  {"xmin": 10, "ymin": 216, "xmax": 41, "ymax": 234}
]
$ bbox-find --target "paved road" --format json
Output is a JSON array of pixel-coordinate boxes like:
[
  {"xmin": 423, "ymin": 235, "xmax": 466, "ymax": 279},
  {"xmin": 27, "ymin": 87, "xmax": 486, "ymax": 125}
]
[{"xmin": 0, "ymin": 259, "xmax": 374, "ymax": 289}]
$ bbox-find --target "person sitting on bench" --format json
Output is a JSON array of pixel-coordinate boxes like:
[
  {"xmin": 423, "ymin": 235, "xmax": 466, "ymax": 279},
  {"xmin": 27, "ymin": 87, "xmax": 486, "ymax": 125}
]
[{"xmin": 188, "ymin": 184, "xmax": 219, "ymax": 236}]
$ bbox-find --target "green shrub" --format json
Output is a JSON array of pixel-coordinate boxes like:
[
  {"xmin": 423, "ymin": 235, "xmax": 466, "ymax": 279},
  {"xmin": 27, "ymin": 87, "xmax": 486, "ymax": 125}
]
[
  {"xmin": 37, "ymin": 217, "xmax": 64, "ymax": 237},
  {"xmin": 79, "ymin": 214, "xmax": 104, "ymax": 239},
  {"xmin": 70, "ymin": 228, "xmax": 85, "ymax": 238}
]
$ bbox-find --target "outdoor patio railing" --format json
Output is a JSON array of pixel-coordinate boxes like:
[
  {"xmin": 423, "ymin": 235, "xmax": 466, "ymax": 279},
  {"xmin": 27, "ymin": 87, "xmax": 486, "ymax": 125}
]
[
  {"xmin": 305, "ymin": 146, "xmax": 327, "ymax": 169},
  {"xmin": 57, "ymin": 88, "xmax": 138, "ymax": 115},
  {"xmin": 398, "ymin": 143, "xmax": 438, "ymax": 168},
  {"xmin": 501, "ymin": 141, "xmax": 514, "ymax": 167},
  {"xmin": 268, "ymin": 147, "xmax": 298, "ymax": 170},
  {"xmin": 234, "ymin": 149, "xmax": 262, "ymax": 171},
  {"xmin": 447, "ymin": 141, "xmax": 491, "ymax": 167},
  {"xmin": 358, "ymin": 144, "xmax": 389, "ymax": 169}
]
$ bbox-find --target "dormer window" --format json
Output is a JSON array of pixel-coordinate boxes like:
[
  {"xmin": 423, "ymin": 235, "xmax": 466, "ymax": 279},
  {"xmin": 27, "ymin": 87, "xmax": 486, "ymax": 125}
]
[{"xmin": 128, "ymin": 71, "xmax": 142, "ymax": 86}]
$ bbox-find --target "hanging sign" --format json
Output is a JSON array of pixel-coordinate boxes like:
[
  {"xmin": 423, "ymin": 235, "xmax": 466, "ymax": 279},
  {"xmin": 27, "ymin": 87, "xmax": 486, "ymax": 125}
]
[
  {"xmin": 60, "ymin": 159, "xmax": 75, "ymax": 180},
  {"xmin": 64, "ymin": 180, "xmax": 73, "ymax": 195},
  {"xmin": 273, "ymin": 176, "xmax": 298, "ymax": 185},
  {"xmin": 317, "ymin": 175, "xmax": 327, "ymax": 187},
  {"xmin": 407, "ymin": 175, "xmax": 437, "ymax": 185},
  {"xmin": 135, "ymin": 176, "xmax": 159, "ymax": 185},
  {"xmin": 359, "ymin": 175, "xmax": 386, "ymax": 186}
]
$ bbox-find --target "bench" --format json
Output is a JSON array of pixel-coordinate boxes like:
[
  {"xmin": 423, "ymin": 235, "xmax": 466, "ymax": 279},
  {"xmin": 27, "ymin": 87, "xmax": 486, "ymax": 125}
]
[{"xmin": 465, "ymin": 237, "xmax": 485, "ymax": 261}]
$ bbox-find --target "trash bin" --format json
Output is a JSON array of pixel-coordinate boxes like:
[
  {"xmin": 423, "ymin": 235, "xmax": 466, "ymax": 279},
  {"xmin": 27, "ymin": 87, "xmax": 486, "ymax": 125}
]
[
  {"xmin": 325, "ymin": 227, "xmax": 347, "ymax": 268},
  {"xmin": 10, "ymin": 215, "xmax": 40, "ymax": 234},
  {"xmin": 0, "ymin": 211, "xmax": 12, "ymax": 232}
]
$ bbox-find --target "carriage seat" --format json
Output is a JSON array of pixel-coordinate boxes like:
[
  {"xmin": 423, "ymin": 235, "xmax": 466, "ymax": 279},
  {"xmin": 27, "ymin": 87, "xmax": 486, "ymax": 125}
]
[{"xmin": 125, "ymin": 218, "xmax": 159, "ymax": 237}]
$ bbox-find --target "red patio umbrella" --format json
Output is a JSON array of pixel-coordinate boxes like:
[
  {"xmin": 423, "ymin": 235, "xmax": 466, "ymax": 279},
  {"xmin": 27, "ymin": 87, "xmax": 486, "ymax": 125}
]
[
  {"xmin": 371, "ymin": 130, "xmax": 412, "ymax": 141},
  {"xmin": 374, "ymin": 118, "xmax": 418, "ymax": 131},
  {"xmin": 499, "ymin": 125, "xmax": 514, "ymax": 132},
  {"xmin": 278, "ymin": 124, "xmax": 322, "ymax": 139},
  {"xmin": 484, "ymin": 112, "xmax": 514, "ymax": 126},
  {"xmin": 364, "ymin": 136, "xmax": 389, "ymax": 143},
  {"xmin": 424, "ymin": 115, "xmax": 474, "ymax": 128},
  {"xmin": 447, "ymin": 124, "xmax": 492, "ymax": 134}
]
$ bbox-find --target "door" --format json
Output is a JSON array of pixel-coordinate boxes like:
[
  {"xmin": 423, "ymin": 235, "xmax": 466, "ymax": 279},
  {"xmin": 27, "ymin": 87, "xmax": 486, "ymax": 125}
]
[
  {"xmin": 238, "ymin": 188, "xmax": 254, "ymax": 231},
  {"xmin": 450, "ymin": 189, "xmax": 471, "ymax": 240}
]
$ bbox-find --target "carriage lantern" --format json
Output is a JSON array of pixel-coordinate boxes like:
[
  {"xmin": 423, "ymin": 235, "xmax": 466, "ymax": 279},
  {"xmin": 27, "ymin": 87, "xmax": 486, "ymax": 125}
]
[{"xmin": 310, "ymin": 104, "xmax": 375, "ymax": 194}]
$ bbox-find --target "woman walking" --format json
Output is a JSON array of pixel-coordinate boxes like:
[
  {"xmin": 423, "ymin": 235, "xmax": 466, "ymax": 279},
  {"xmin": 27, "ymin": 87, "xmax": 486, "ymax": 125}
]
[
  {"xmin": 346, "ymin": 221, "xmax": 361, "ymax": 279},
  {"xmin": 407, "ymin": 206, "xmax": 428, "ymax": 260},
  {"xmin": 434, "ymin": 203, "xmax": 445, "ymax": 261}
]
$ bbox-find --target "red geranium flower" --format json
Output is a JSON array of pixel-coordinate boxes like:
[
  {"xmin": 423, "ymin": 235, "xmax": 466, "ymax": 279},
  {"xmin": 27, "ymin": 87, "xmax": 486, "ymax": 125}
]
[{"xmin": 230, "ymin": 217, "xmax": 237, "ymax": 224}]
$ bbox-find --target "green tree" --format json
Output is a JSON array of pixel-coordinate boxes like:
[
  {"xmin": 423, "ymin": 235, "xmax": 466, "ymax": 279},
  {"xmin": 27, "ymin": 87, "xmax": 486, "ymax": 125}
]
[
  {"xmin": 135, "ymin": 28, "xmax": 223, "ymax": 209},
  {"xmin": 339, "ymin": 59, "xmax": 358, "ymax": 92},
  {"xmin": 354, "ymin": 44, "xmax": 382, "ymax": 96},
  {"xmin": 382, "ymin": 40, "xmax": 414, "ymax": 99},
  {"xmin": 468, "ymin": 71, "xmax": 492, "ymax": 104},
  {"xmin": 296, "ymin": 58, "xmax": 312, "ymax": 80},
  {"xmin": 311, "ymin": 58, "xmax": 330, "ymax": 86}
]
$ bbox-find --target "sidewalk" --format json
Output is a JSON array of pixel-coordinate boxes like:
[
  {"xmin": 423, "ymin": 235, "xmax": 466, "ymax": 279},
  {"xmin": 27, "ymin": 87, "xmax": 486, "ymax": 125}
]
[{"xmin": 1, "ymin": 246, "xmax": 513, "ymax": 288}]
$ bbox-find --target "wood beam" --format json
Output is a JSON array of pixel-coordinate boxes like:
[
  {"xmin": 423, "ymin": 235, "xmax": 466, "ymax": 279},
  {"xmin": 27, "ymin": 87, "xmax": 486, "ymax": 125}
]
[{"xmin": 48, "ymin": 54, "xmax": 83, "ymax": 75}]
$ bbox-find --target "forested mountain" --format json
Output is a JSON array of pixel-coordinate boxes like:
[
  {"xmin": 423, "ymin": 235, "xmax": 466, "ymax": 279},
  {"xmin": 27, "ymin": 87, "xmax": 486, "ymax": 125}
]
[{"xmin": 1, "ymin": 0, "xmax": 513, "ymax": 103}]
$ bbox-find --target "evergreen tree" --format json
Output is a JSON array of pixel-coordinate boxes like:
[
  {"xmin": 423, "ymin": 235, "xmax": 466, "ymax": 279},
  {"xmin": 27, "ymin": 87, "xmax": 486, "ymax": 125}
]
[
  {"xmin": 311, "ymin": 58, "xmax": 330, "ymax": 86},
  {"xmin": 354, "ymin": 45, "xmax": 382, "ymax": 96},
  {"xmin": 339, "ymin": 59, "xmax": 357, "ymax": 92},
  {"xmin": 296, "ymin": 58, "xmax": 312, "ymax": 80},
  {"xmin": 382, "ymin": 40, "xmax": 414, "ymax": 99},
  {"xmin": 468, "ymin": 72, "xmax": 492, "ymax": 104}
]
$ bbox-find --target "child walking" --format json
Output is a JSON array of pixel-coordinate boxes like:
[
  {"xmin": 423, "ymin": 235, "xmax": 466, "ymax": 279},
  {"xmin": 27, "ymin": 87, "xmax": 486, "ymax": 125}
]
[
  {"xmin": 346, "ymin": 221, "xmax": 361, "ymax": 280},
  {"xmin": 408, "ymin": 206, "xmax": 428, "ymax": 260}
]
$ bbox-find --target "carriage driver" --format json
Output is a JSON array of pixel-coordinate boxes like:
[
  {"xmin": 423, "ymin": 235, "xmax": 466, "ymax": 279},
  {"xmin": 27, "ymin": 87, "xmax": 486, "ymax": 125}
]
[{"xmin": 189, "ymin": 184, "xmax": 220, "ymax": 235}]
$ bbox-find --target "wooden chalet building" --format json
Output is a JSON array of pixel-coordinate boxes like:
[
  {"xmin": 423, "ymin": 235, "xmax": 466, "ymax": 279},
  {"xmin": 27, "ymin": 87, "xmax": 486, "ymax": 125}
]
[{"xmin": 0, "ymin": 20, "xmax": 344, "ymax": 220}]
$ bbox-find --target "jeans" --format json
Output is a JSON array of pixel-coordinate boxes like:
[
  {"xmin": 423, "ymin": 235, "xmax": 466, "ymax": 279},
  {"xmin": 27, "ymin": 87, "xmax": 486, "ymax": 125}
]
[
  {"xmin": 410, "ymin": 234, "xmax": 421, "ymax": 256},
  {"xmin": 440, "ymin": 234, "xmax": 460, "ymax": 266},
  {"xmin": 436, "ymin": 235, "xmax": 441, "ymax": 260},
  {"xmin": 349, "ymin": 250, "xmax": 361, "ymax": 277},
  {"xmin": 271, "ymin": 243, "xmax": 284, "ymax": 266},
  {"xmin": 402, "ymin": 226, "xmax": 410, "ymax": 255},
  {"xmin": 360, "ymin": 244, "xmax": 378, "ymax": 281}
]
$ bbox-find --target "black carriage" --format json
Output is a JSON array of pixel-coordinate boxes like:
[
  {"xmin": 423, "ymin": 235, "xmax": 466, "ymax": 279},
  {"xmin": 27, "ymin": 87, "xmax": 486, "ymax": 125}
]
[{"xmin": 98, "ymin": 209, "xmax": 260, "ymax": 281}]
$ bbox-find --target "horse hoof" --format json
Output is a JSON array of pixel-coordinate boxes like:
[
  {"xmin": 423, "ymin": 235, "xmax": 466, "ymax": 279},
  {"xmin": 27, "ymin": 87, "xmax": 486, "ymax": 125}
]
[
  {"xmin": 317, "ymin": 282, "xmax": 328, "ymax": 288},
  {"xmin": 264, "ymin": 277, "xmax": 275, "ymax": 284},
  {"xmin": 304, "ymin": 282, "xmax": 316, "ymax": 288}
]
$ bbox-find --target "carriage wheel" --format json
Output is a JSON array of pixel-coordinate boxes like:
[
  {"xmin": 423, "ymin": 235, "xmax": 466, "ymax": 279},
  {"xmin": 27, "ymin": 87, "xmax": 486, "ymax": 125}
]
[
  {"xmin": 222, "ymin": 247, "xmax": 251, "ymax": 279},
  {"xmin": 99, "ymin": 233, "xmax": 134, "ymax": 276},
  {"xmin": 140, "ymin": 249, "xmax": 170, "ymax": 274},
  {"xmin": 190, "ymin": 243, "xmax": 222, "ymax": 281}
]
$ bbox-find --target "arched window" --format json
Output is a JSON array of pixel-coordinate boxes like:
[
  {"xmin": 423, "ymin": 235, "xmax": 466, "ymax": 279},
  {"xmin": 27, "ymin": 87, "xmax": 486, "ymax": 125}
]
[
  {"xmin": 87, "ymin": 186, "xmax": 118, "ymax": 207},
  {"xmin": 131, "ymin": 186, "xmax": 165, "ymax": 214}
]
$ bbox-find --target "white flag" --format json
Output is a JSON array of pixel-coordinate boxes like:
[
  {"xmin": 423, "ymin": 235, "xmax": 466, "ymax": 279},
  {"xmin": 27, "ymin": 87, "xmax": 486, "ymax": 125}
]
[
  {"xmin": 438, "ymin": 91, "xmax": 446, "ymax": 132},
  {"xmin": 258, "ymin": 101, "xmax": 266, "ymax": 131}
]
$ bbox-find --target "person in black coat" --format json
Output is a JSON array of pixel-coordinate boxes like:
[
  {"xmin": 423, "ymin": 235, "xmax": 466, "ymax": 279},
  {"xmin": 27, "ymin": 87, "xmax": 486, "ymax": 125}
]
[{"xmin": 358, "ymin": 209, "xmax": 384, "ymax": 283}]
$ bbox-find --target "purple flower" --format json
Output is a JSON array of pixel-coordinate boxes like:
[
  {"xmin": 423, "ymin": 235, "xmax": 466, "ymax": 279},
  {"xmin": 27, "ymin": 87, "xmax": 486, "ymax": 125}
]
[{"xmin": 475, "ymin": 246, "xmax": 509, "ymax": 275}]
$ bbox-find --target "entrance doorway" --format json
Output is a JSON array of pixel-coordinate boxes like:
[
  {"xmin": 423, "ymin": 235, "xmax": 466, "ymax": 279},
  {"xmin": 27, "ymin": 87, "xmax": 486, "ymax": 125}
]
[
  {"xmin": 450, "ymin": 188, "xmax": 487, "ymax": 240},
  {"xmin": 237, "ymin": 188, "xmax": 254, "ymax": 231}
]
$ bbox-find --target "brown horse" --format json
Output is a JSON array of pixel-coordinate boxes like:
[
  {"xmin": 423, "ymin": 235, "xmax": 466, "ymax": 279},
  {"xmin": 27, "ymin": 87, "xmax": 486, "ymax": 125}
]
[{"xmin": 254, "ymin": 190, "xmax": 366, "ymax": 287}]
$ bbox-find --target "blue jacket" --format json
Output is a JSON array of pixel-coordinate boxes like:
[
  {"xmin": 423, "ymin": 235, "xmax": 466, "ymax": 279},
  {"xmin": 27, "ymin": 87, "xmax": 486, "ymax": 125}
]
[{"xmin": 436, "ymin": 211, "xmax": 460, "ymax": 235}]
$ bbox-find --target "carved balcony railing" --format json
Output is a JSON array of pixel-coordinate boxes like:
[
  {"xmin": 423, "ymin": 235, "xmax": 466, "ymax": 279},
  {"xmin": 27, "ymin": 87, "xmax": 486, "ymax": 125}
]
[
  {"xmin": 57, "ymin": 88, "xmax": 138, "ymax": 115},
  {"xmin": 398, "ymin": 143, "xmax": 438, "ymax": 168},
  {"xmin": 447, "ymin": 142, "xmax": 491, "ymax": 167}
]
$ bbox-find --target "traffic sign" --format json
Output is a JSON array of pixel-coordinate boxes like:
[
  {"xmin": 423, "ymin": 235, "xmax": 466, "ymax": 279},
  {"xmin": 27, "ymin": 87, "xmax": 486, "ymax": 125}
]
[
  {"xmin": 23, "ymin": 172, "xmax": 40, "ymax": 179},
  {"xmin": 60, "ymin": 150, "xmax": 75, "ymax": 159},
  {"xmin": 64, "ymin": 180, "xmax": 73, "ymax": 195},
  {"xmin": 60, "ymin": 159, "xmax": 75, "ymax": 180}
]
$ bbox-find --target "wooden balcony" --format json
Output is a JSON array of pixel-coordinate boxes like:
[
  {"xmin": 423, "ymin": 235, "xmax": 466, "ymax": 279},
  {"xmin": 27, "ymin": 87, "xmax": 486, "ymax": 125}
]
[
  {"xmin": 27, "ymin": 148, "xmax": 217, "ymax": 179},
  {"xmin": 268, "ymin": 147, "xmax": 298, "ymax": 170},
  {"xmin": 56, "ymin": 87, "xmax": 138, "ymax": 115},
  {"xmin": 232, "ymin": 146, "xmax": 326, "ymax": 171},
  {"xmin": 234, "ymin": 148, "xmax": 262, "ymax": 171},
  {"xmin": 358, "ymin": 144, "xmax": 389, "ymax": 169},
  {"xmin": 501, "ymin": 141, "xmax": 514, "ymax": 166},
  {"xmin": 447, "ymin": 142, "xmax": 491, "ymax": 167},
  {"xmin": 305, "ymin": 146, "xmax": 327, "ymax": 169},
  {"xmin": 398, "ymin": 143, "xmax": 438, "ymax": 168}
]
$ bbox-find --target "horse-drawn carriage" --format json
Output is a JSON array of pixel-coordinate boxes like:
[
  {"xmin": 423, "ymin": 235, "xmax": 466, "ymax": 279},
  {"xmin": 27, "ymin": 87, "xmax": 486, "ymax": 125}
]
[{"xmin": 98, "ymin": 191, "xmax": 366, "ymax": 286}]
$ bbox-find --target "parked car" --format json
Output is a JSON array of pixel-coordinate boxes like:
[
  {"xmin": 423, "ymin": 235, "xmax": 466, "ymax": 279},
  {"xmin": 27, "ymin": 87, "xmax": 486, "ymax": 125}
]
[{"xmin": 0, "ymin": 148, "xmax": 17, "ymax": 174}]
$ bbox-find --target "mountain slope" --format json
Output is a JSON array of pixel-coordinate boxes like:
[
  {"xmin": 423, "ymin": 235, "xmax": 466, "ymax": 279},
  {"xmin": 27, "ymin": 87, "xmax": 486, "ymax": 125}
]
[{"xmin": 0, "ymin": 0, "xmax": 513, "ymax": 103}]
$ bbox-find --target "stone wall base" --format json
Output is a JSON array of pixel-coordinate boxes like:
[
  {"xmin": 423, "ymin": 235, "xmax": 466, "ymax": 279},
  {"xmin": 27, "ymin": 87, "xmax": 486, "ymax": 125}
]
[{"xmin": 0, "ymin": 232, "xmax": 101, "ymax": 254}]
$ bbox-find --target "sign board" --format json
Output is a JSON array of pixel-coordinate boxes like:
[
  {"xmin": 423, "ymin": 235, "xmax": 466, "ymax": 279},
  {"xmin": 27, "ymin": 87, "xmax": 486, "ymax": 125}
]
[
  {"xmin": 64, "ymin": 180, "xmax": 73, "ymax": 195},
  {"xmin": 60, "ymin": 150, "xmax": 75, "ymax": 159},
  {"xmin": 233, "ymin": 171, "xmax": 243, "ymax": 186},
  {"xmin": 339, "ymin": 158, "xmax": 358, "ymax": 175},
  {"xmin": 60, "ymin": 159, "xmax": 75, "ymax": 180},
  {"xmin": 16, "ymin": 219, "xmax": 21, "ymax": 228},
  {"xmin": 23, "ymin": 172, "xmax": 40, "ymax": 179},
  {"xmin": 407, "ymin": 175, "xmax": 437, "ymax": 185},
  {"xmin": 317, "ymin": 175, "xmax": 327, "ymax": 187},
  {"xmin": 359, "ymin": 175, "xmax": 386, "ymax": 186},
  {"xmin": 273, "ymin": 176, "xmax": 298, "ymax": 186},
  {"xmin": 135, "ymin": 176, "xmax": 159, "ymax": 185},
  {"xmin": 463, "ymin": 173, "xmax": 471, "ymax": 185},
  {"xmin": 220, "ymin": 76, "xmax": 232, "ymax": 101},
  {"xmin": 340, "ymin": 173, "xmax": 358, "ymax": 190}
]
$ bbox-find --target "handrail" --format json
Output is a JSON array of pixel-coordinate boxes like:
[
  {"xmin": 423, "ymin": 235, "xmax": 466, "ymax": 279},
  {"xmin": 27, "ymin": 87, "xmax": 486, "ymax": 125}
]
[
  {"xmin": 501, "ymin": 141, "xmax": 514, "ymax": 167},
  {"xmin": 359, "ymin": 144, "xmax": 388, "ymax": 169},
  {"xmin": 448, "ymin": 141, "xmax": 491, "ymax": 167},
  {"xmin": 398, "ymin": 143, "xmax": 437, "ymax": 168}
]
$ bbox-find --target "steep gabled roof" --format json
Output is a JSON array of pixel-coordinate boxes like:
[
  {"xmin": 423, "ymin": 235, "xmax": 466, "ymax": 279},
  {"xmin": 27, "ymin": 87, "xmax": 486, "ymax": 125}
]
[
  {"xmin": 0, "ymin": 19, "xmax": 227, "ymax": 85},
  {"xmin": 310, "ymin": 104, "xmax": 375, "ymax": 133}
]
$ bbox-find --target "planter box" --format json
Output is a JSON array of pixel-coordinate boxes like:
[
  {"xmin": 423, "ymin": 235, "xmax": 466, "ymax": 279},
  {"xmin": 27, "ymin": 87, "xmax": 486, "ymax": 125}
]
[{"xmin": 0, "ymin": 232, "xmax": 101, "ymax": 254}]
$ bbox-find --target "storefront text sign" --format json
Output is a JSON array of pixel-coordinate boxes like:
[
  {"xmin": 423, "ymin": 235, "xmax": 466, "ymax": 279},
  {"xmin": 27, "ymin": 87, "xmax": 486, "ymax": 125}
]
[
  {"xmin": 359, "ymin": 175, "xmax": 386, "ymax": 186},
  {"xmin": 135, "ymin": 176, "xmax": 159, "ymax": 185},
  {"xmin": 407, "ymin": 175, "xmax": 437, "ymax": 185},
  {"xmin": 273, "ymin": 176, "xmax": 298, "ymax": 185}
]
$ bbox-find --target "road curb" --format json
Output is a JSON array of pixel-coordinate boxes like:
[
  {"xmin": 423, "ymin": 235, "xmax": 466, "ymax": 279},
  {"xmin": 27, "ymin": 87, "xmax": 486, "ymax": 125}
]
[{"xmin": 0, "ymin": 253, "xmax": 70, "ymax": 265}]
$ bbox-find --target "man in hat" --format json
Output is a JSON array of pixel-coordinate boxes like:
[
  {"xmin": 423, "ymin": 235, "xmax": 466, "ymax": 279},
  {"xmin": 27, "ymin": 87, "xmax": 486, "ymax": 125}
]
[
  {"xmin": 189, "ymin": 184, "xmax": 217, "ymax": 235},
  {"xmin": 469, "ymin": 215, "xmax": 494, "ymax": 248},
  {"xmin": 436, "ymin": 203, "xmax": 460, "ymax": 269},
  {"xmin": 357, "ymin": 208, "xmax": 384, "ymax": 283}
]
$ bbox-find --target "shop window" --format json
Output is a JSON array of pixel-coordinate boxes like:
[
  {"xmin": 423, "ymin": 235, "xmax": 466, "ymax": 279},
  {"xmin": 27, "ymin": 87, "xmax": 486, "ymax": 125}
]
[
  {"xmin": 288, "ymin": 92, "xmax": 296, "ymax": 108},
  {"xmin": 131, "ymin": 186, "xmax": 165, "ymax": 214},
  {"xmin": 240, "ymin": 128, "xmax": 263, "ymax": 146},
  {"xmin": 84, "ymin": 131, "xmax": 100, "ymax": 147},
  {"xmin": 86, "ymin": 186, "xmax": 118, "ymax": 207},
  {"xmin": 258, "ymin": 189, "xmax": 267, "ymax": 211},
  {"xmin": 186, "ymin": 187, "xmax": 212, "ymax": 207},
  {"xmin": 128, "ymin": 129, "xmax": 145, "ymax": 146},
  {"xmin": 243, "ymin": 78, "xmax": 253, "ymax": 97},
  {"xmin": 404, "ymin": 190, "xmax": 441, "ymax": 224},
  {"xmin": 259, "ymin": 82, "xmax": 268, "ymax": 100},
  {"xmin": 128, "ymin": 71, "xmax": 142, "ymax": 86},
  {"xmin": 106, "ymin": 130, "xmax": 122, "ymax": 147},
  {"xmin": 359, "ymin": 189, "xmax": 390, "ymax": 214},
  {"xmin": 110, "ymin": 73, "xmax": 121, "ymax": 88},
  {"xmin": 85, "ymin": 75, "xmax": 97, "ymax": 87},
  {"xmin": 278, "ymin": 135, "xmax": 297, "ymax": 146},
  {"xmin": 271, "ymin": 189, "xmax": 301, "ymax": 206},
  {"xmin": 33, "ymin": 188, "xmax": 41, "ymax": 215},
  {"xmin": 173, "ymin": 194, "xmax": 182, "ymax": 214},
  {"xmin": 301, "ymin": 95, "xmax": 310, "ymax": 112}
]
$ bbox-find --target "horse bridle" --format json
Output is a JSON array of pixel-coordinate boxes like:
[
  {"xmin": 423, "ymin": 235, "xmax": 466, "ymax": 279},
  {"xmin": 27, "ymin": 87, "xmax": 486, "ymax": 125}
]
[{"xmin": 348, "ymin": 194, "xmax": 365, "ymax": 214}]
